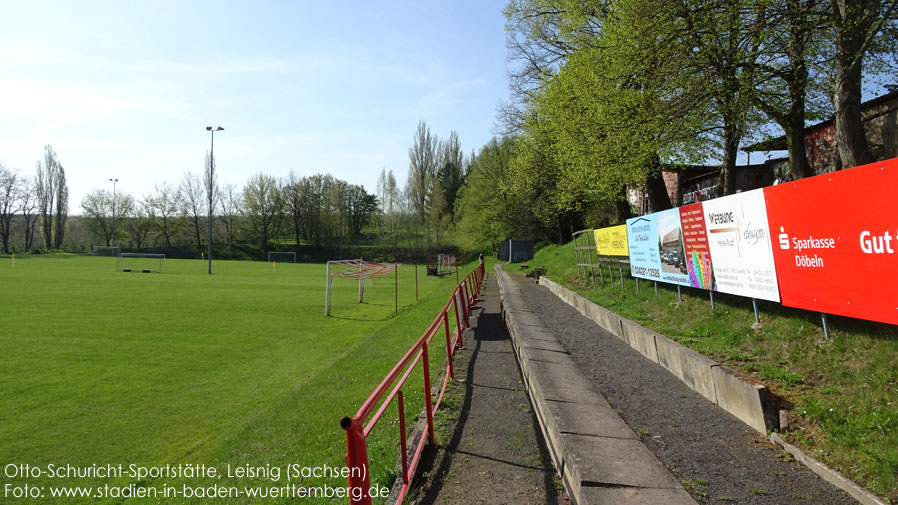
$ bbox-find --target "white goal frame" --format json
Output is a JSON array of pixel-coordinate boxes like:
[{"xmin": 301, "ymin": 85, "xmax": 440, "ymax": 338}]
[
  {"xmin": 268, "ymin": 251, "xmax": 296, "ymax": 263},
  {"xmin": 325, "ymin": 259, "xmax": 400, "ymax": 316},
  {"xmin": 117, "ymin": 253, "xmax": 166, "ymax": 273},
  {"xmin": 92, "ymin": 245, "xmax": 121, "ymax": 257},
  {"xmin": 437, "ymin": 254, "xmax": 457, "ymax": 275}
]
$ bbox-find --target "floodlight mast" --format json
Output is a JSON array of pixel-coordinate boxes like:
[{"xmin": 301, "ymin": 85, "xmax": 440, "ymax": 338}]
[{"xmin": 206, "ymin": 126, "xmax": 224, "ymax": 274}]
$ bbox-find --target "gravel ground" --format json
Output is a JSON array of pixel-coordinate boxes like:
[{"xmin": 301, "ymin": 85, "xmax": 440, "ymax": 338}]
[
  {"xmin": 409, "ymin": 275, "xmax": 569, "ymax": 505},
  {"xmin": 511, "ymin": 273, "xmax": 860, "ymax": 505}
]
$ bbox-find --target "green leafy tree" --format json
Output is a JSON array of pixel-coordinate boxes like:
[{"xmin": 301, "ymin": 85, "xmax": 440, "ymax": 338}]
[
  {"xmin": 242, "ymin": 173, "xmax": 284, "ymax": 250},
  {"xmin": 455, "ymin": 138, "xmax": 540, "ymax": 250},
  {"xmin": 828, "ymin": 0, "xmax": 898, "ymax": 168}
]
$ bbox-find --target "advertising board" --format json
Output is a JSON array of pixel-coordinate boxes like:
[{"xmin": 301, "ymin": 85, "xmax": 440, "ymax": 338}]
[
  {"xmin": 702, "ymin": 189, "xmax": 780, "ymax": 302},
  {"xmin": 594, "ymin": 225, "xmax": 629, "ymax": 256},
  {"xmin": 763, "ymin": 158, "xmax": 898, "ymax": 324},
  {"xmin": 627, "ymin": 209, "xmax": 689, "ymax": 286},
  {"xmin": 678, "ymin": 202, "xmax": 714, "ymax": 290}
]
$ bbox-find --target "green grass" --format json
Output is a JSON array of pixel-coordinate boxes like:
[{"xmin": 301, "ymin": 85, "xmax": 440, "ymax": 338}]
[
  {"xmin": 0, "ymin": 253, "xmax": 474, "ymax": 504},
  {"xmin": 523, "ymin": 242, "xmax": 898, "ymax": 501}
]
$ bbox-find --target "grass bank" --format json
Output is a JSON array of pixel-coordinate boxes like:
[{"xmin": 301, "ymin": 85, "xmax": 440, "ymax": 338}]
[{"xmin": 523, "ymin": 242, "xmax": 898, "ymax": 503}]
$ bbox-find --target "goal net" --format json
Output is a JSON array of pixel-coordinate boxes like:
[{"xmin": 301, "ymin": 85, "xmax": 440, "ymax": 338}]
[
  {"xmin": 92, "ymin": 245, "xmax": 120, "ymax": 257},
  {"xmin": 325, "ymin": 259, "xmax": 400, "ymax": 315},
  {"xmin": 437, "ymin": 254, "xmax": 457, "ymax": 275},
  {"xmin": 268, "ymin": 251, "xmax": 296, "ymax": 263},
  {"xmin": 117, "ymin": 253, "xmax": 166, "ymax": 273}
]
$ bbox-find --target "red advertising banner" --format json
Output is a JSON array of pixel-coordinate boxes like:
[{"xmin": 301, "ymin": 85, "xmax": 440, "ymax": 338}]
[
  {"xmin": 763, "ymin": 158, "xmax": 898, "ymax": 324},
  {"xmin": 679, "ymin": 203, "xmax": 714, "ymax": 289}
]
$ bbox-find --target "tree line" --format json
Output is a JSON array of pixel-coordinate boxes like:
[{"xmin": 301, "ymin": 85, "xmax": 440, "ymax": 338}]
[
  {"xmin": 451, "ymin": 0, "xmax": 898, "ymax": 251},
  {"xmin": 0, "ymin": 146, "xmax": 69, "ymax": 254},
  {"xmin": 0, "ymin": 123, "xmax": 468, "ymax": 258}
]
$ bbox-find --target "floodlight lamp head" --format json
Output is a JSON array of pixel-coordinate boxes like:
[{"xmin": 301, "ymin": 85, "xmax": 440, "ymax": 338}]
[{"xmin": 206, "ymin": 126, "xmax": 213, "ymax": 131}]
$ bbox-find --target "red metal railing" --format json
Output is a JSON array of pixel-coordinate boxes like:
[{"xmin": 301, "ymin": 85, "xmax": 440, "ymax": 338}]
[{"xmin": 340, "ymin": 260, "xmax": 486, "ymax": 505}]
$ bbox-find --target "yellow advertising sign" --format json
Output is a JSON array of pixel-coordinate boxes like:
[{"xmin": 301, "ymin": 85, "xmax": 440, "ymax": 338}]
[{"xmin": 594, "ymin": 225, "xmax": 629, "ymax": 256}]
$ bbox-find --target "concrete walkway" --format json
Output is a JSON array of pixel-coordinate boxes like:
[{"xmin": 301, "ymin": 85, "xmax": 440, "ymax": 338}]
[
  {"xmin": 494, "ymin": 266, "xmax": 697, "ymax": 505},
  {"xmin": 410, "ymin": 273, "xmax": 569, "ymax": 505}
]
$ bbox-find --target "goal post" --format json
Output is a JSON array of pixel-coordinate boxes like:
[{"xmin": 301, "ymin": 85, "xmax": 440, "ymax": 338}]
[
  {"xmin": 268, "ymin": 251, "xmax": 296, "ymax": 263},
  {"xmin": 437, "ymin": 254, "xmax": 457, "ymax": 275},
  {"xmin": 117, "ymin": 253, "xmax": 165, "ymax": 273},
  {"xmin": 92, "ymin": 245, "xmax": 120, "ymax": 257},
  {"xmin": 325, "ymin": 259, "xmax": 401, "ymax": 316}
]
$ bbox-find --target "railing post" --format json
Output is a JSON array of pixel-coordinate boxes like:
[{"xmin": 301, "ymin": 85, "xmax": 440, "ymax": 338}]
[
  {"xmin": 443, "ymin": 311, "xmax": 454, "ymax": 380},
  {"xmin": 461, "ymin": 283, "xmax": 471, "ymax": 328},
  {"xmin": 452, "ymin": 291, "xmax": 463, "ymax": 345},
  {"xmin": 398, "ymin": 391, "xmax": 409, "ymax": 484},
  {"xmin": 340, "ymin": 416, "xmax": 372, "ymax": 505},
  {"xmin": 421, "ymin": 343, "xmax": 435, "ymax": 444}
]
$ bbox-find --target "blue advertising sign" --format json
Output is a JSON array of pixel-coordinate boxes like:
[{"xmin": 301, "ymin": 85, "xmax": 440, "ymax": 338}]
[{"xmin": 626, "ymin": 209, "xmax": 690, "ymax": 286}]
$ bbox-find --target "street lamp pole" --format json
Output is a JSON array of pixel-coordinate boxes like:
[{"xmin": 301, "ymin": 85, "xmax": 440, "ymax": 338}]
[
  {"xmin": 108, "ymin": 178, "xmax": 118, "ymax": 247},
  {"xmin": 206, "ymin": 126, "xmax": 224, "ymax": 274}
]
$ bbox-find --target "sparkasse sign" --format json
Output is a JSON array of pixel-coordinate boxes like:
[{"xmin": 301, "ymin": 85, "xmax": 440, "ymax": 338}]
[{"xmin": 763, "ymin": 158, "xmax": 898, "ymax": 324}]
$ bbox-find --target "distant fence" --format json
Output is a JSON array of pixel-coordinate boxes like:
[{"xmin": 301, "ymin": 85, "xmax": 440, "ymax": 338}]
[
  {"xmin": 340, "ymin": 260, "xmax": 486, "ymax": 505},
  {"xmin": 573, "ymin": 229, "xmax": 630, "ymax": 286},
  {"xmin": 499, "ymin": 239, "xmax": 534, "ymax": 262}
]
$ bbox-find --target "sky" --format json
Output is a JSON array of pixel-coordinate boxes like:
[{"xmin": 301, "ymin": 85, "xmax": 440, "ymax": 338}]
[{"xmin": 0, "ymin": 1, "xmax": 510, "ymax": 212}]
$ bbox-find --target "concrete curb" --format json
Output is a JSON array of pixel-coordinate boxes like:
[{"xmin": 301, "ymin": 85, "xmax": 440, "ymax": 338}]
[
  {"xmin": 769, "ymin": 433, "xmax": 888, "ymax": 505},
  {"xmin": 538, "ymin": 275, "xmax": 779, "ymax": 434},
  {"xmin": 495, "ymin": 266, "xmax": 698, "ymax": 505},
  {"xmin": 538, "ymin": 274, "xmax": 886, "ymax": 505}
]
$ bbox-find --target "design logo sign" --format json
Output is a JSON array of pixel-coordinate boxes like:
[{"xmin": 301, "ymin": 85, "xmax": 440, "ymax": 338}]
[
  {"xmin": 763, "ymin": 158, "xmax": 898, "ymax": 324},
  {"xmin": 702, "ymin": 189, "xmax": 780, "ymax": 302}
]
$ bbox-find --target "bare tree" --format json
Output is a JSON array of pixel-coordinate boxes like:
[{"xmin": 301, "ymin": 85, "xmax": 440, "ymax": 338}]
[
  {"xmin": 128, "ymin": 197, "xmax": 154, "ymax": 249},
  {"xmin": 0, "ymin": 162, "xmax": 20, "ymax": 253},
  {"xmin": 179, "ymin": 171, "xmax": 205, "ymax": 250},
  {"xmin": 282, "ymin": 171, "xmax": 303, "ymax": 252},
  {"xmin": 147, "ymin": 182, "xmax": 184, "ymax": 248},
  {"xmin": 80, "ymin": 188, "xmax": 134, "ymax": 246},
  {"xmin": 219, "ymin": 183, "xmax": 242, "ymax": 246},
  {"xmin": 54, "ymin": 161, "xmax": 67, "ymax": 249},
  {"xmin": 20, "ymin": 179, "xmax": 38, "ymax": 251}
]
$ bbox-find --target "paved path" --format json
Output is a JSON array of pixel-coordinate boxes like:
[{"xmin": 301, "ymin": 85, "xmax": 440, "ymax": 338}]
[
  {"xmin": 509, "ymin": 270, "xmax": 859, "ymax": 505},
  {"xmin": 410, "ymin": 274, "xmax": 569, "ymax": 505}
]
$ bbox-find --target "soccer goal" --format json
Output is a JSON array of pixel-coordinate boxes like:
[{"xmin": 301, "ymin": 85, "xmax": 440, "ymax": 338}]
[
  {"xmin": 325, "ymin": 259, "xmax": 400, "ymax": 316},
  {"xmin": 117, "ymin": 253, "xmax": 166, "ymax": 273},
  {"xmin": 92, "ymin": 245, "xmax": 120, "ymax": 257},
  {"xmin": 268, "ymin": 251, "xmax": 296, "ymax": 263},
  {"xmin": 437, "ymin": 254, "xmax": 457, "ymax": 275}
]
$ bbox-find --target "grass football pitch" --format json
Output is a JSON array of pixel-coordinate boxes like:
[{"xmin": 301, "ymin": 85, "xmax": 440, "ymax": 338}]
[{"xmin": 0, "ymin": 254, "xmax": 466, "ymax": 503}]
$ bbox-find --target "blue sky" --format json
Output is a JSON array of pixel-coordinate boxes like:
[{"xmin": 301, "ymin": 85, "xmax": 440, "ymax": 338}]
[{"xmin": 0, "ymin": 1, "xmax": 509, "ymax": 211}]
